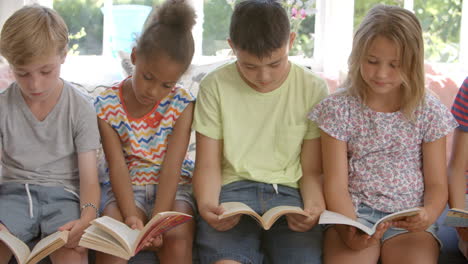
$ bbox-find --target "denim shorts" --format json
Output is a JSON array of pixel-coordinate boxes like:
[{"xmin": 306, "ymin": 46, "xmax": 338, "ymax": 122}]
[
  {"xmin": 197, "ymin": 180, "xmax": 323, "ymax": 264},
  {"xmin": 354, "ymin": 203, "xmax": 442, "ymax": 247},
  {"xmin": 0, "ymin": 182, "xmax": 80, "ymax": 243},
  {"xmin": 102, "ymin": 183, "xmax": 196, "ymax": 218}
]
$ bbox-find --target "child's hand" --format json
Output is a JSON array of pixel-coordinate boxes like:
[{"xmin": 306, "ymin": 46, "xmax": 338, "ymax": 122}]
[
  {"xmin": 141, "ymin": 234, "xmax": 163, "ymax": 250},
  {"xmin": 124, "ymin": 216, "xmax": 145, "ymax": 230},
  {"xmin": 336, "ymin": 222, "xmax": 390, "ymax": 251},
  {"xmin": 286, "ymin": 206, "xmax": 322, "ymax": 232},
  {"xmin": 456, "ymin": 227, "xmax": 468, "ymax": 241},
  {"xmin": 59, "ymin": 218, "xmax": 90, "ymax": 248},
  {"xmin": 391, "ymin": 208, "xmax": 431, "ymax": 232},
  {"xmin": 199, "ymin": 203, "xmax": 241, "ymax": 231}
]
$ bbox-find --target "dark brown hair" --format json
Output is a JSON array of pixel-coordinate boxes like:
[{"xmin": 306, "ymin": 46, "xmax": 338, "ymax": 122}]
[
  {"xmin": 136, "ymin": 0, "xmax": 196, "ymax": 72},
  {"xmin": 229, "ymin": 0, "xmax": 290, "ymax": 58}
]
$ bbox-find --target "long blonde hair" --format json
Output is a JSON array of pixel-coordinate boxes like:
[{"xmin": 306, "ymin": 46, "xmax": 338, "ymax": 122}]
[{"xmin": 343, "ymin": 4, "xmax": 425, "ymax": 120}]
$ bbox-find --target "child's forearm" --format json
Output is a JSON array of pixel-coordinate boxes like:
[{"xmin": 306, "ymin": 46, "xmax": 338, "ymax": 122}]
[
  {"xmin": 448, "ymin": 170, "xmax": 467, "ymax": 209},
  {"xmin": 324, "ymin": 182, "xmax": 356, "ymax": 218},
  {"xmin": 423, "ymin": 182, "xmax": 448, "ymax": 223},
  {"xmin": 299, "ymin": 173, "xmax": 325, "ymax": 211},
  {"xmin": 448, "ymin": 128, "xmax": 468, "ymax": 209},
  {"xmin": 79, "ymin": 179, "xmax": 100, "ymax": 221},
  {"xmin": 109, "ymin": 167, "xmax": 139, "ymax": 218},
  {"xmin": 153, "ymin": 171, "xmax": 179, "ymax": 213},
  {"xmin": 78, "ymin": 150, "xmax": 100, "ymax": 221}
]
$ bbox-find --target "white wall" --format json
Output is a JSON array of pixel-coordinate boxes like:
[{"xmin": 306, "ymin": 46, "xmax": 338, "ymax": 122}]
[{"xmin": 0, "ymin": 0, "xmax": 24, "ymax": 32}]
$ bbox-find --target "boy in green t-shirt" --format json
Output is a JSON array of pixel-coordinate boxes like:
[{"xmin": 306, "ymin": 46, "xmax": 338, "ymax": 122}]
[{"xmin": 192, "ymin": 1, "xmax": 328, "ymax": 263}]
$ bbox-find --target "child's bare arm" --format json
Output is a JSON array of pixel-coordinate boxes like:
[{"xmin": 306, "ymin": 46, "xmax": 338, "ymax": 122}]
[
  {"xmin": 422, "ymin": 136, "xmax": 448, "ymax": 224},
  {"xmin": 98, "ymin": 118, "xmax": 140, "ymax": 222},
  {"xmin": 59, "ymin": 150, "xmax": 100, "ymax": 248},
  {"xmin": 287, "ymin": 138, "xmax": 324, "ymax": 232},
  {"xmin": 448, "ymin": 128, "xmax": 468, "ymax": 209},
  {"xmin": 78, "ymin": 150, "xmax": 100, "ymax": 221},
  {"xmin": 395, "ymin": 137, "xmax": 448, "ymax": 232},
  {"xmin": 152, "ymin": 103, "xmax": 194, "ymax": 215},
  {"xmin": 321, "ymin": 131, "xmax": 355, "ymax": 218},
  {"xmin": 193, "ymin": 132, "xmax": 239, "ymax": 230}
]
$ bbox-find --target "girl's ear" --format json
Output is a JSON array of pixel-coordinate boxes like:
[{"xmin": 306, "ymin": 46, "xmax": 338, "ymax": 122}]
[{"xmin": 130, "ymin": 47, "xmax": 137, "ymax": 65}]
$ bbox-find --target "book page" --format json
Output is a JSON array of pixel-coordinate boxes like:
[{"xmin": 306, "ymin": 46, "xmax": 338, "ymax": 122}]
[
  {"xmin": 319, "ymin": 210, "xmax": 373, "ymax": 235},
  {"xmin": 92, "ymin": 216, "xmax": 139, "ymax": 254},
  {"xmin": 262, "ymin": 206, "xmax": 306, "ymax": 230},
  {"xmin": 79, "ymin": 236, "xmax": 130, "ymax": 260},
  {"xmin": 444, "ymin": 208, "xmax": 468, "ymax": 227},
  {"xmin": 83, "ymin": 225, "xmax": 126, "ymax": 250},
  {"xmin": 134, "ymin": 212, "xmax": 192, "ymax": 254},
  {"xmin": 375, "ymin": 208, "xmax": 421, "ymax": 226},
  {"xmin": 26, "ymin": 231, "xmax": 68, "ymax": 264},
  {"xmin": 0, "ymin": 228, "xmax": 30, "ymax": 264},
  {"xmin": 219, "ymin": 202, "xmax": 263, "ymax": 222}
]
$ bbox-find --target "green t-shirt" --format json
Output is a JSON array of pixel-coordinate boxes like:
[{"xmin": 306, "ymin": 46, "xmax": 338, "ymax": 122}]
[{"xmin": 192, "ymin": 62, "xmax": 328, "ymax": 188}]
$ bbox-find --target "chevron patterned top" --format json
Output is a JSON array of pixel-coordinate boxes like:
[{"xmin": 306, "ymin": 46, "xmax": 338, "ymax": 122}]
[{"xmin": 94, "ymin": 79, "xmax": 195, "ymax": 185}]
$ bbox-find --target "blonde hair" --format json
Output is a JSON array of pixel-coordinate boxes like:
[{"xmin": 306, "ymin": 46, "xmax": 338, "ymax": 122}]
[
  {"xmin": 0, "ymin": 4, "xmax": 69, "ymax": 66},
  {"xmin": 343, "ymin": 4, "xmax": 425, "ymax": 120}
]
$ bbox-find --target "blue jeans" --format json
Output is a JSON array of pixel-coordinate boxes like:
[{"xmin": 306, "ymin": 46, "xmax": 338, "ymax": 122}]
[
  {"xmin": 355, "ymin": 203, "xmax": 442, "ymax": 247},
  {"xmin": 197, "ymin": 180, "xmax": 323, "ymax": 264},
  {"xmin": 0, "ymin": 183, "xmax": 80, "ymax": 242}
]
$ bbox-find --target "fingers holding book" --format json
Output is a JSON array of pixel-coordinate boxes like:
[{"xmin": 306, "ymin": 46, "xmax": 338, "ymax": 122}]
[
  {"xmin": 203, "ymin": 203, "xmax": 241, "ymax": 231},
  {"xmin": 286, "ymin": 207, "xmax": 321, "ymax": 232},
  {"xmin": 335, "ymin": 222, "xmax": 391, "ymax": 250},
  {"xmin": 391, "ymin": 207, "xmax": 430, "ymax": 232}
]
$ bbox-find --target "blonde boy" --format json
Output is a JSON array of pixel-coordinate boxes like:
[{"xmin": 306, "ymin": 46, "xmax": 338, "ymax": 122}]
[{"xmin": 0, "ymin": 5, "xmax": 100, "ymax": 263}]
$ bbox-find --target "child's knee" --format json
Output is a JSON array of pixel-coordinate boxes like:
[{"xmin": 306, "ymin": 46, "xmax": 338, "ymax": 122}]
[
  {"xmin": 51, "ymin": 247, "xmax": 87, "ymax": 264},
  {"xmin": 162, "ymin": 231, "xmax": 193, "ymax": 255}
]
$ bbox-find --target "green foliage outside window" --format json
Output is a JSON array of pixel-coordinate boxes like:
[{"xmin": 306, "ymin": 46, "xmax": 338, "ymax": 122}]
[{"xmin": 54, "ymin": 0, "xmax": 105, "ymax": 55}]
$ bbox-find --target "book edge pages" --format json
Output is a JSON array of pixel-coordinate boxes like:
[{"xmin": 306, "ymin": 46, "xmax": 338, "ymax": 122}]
[
  {"xmin": 79, "ymin": 237, "xmax": 130, "ymax": 260},
  {"xmin": 92, "ymin": 216, "xmax": 136, "ymax": 254},
  {"xmin": 218, "ymin": 202, "xmax": 263, "ymax": 225},
  {"xmin": 133, "ymin": 212, "xmax": 192, "ymax": 254},
  {"xmin": 26, "ymin": 231, "xmax": 68, "ymax": 264},
  {"xmin": 318, "ymin": 210, "xmax": 373, "ymax": 235},
  {"xmin": 262, "ymin": 206, "xmax": 306, "ymax": 230},
  {"xmin": 0, "ymin": 228, "xmax": 30, "ymax": 264},
  {"xmin": 375, "ymin": 208, "xmax": 421, "ymax": 227}
]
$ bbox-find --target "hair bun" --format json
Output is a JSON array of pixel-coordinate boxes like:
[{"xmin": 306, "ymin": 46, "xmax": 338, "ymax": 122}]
[{"xmin": 156, "ymin": 0, "xmax": 196, "ymax": 31}]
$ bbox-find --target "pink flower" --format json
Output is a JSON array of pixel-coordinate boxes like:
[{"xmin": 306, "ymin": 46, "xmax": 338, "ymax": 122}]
[
  {"xmin": 291, "ymin": 7, "xmax": 297, "ymax": 18},
  {"xmin": 300, "ymin": 8, "xmax": 306, "ymax": 19}
]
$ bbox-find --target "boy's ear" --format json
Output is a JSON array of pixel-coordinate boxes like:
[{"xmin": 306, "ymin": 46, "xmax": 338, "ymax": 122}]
[
  {"xmin": 130, "ymin": 47, "xmax": 137, "ymax": 65},
  {"xmin": 288, "ymin": 32, "xmax": 296, "ymax": 51},
  {"xmin": 227, "ymin": 38, "xmax": 236, "ymax": 55},
  {"xmin": 60, "ymin": 53, "xmax": 67, "ymax": 64}
]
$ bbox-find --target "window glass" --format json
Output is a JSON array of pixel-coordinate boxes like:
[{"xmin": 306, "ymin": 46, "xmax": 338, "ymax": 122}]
[
  {"xmin": 414, "ymin": 0, "xmax": 462, "ymax": 63},
  {"xmin": 354, "ymin": 0, "xmax": 402, "ymax": 31},
  {"xmin": 54, "ymin": 0, "xmax": 104, "ymax": 55},
  {"xmin": 53, "ymin": 0, "xmax": 161, "ymax": 56}
]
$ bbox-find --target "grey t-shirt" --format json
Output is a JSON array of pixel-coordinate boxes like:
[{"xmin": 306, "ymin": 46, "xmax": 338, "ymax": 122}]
[{"xmin": 0, "ymin": 81, "xmax": 100, "ymax": 193}]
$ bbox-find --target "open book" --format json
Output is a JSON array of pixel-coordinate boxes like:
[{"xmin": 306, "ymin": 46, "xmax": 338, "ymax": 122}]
[
  {"xmin": 0, "ymin": 229, "xmax": 68, "ymax": 264},
  {"xmin": 443, "ymin": 208, "xmax": 468, "ymax": 227},
  {"xmin": 218, "ymin": 202, "xmax": 308, "ymax": 230},
  {"xmin": 79, "ymin": 211, "xmax": 192, "ymax": 260},
  {"xmin": 319, "ymin": 208, "xmax": 421, "ymax": 235}
]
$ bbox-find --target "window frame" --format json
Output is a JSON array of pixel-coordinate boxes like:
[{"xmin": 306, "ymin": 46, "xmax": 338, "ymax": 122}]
[{"xmin": 6, "ymin": 0, "xmax": 467, "ymax": 82}]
